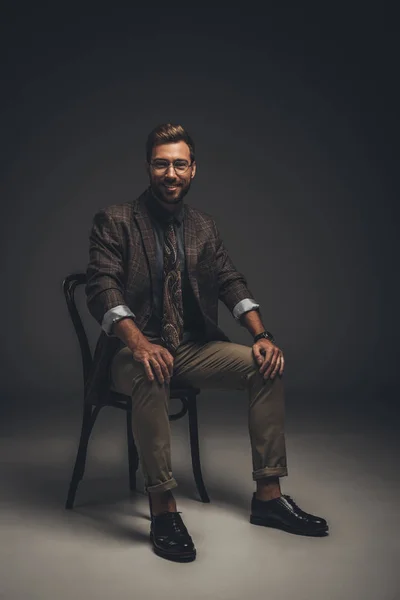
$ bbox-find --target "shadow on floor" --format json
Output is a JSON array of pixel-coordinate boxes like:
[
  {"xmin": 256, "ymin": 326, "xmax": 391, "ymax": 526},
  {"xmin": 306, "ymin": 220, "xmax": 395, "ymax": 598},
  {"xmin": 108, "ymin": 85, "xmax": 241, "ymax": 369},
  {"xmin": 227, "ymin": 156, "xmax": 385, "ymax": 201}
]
[{"xmin": 2, "ymin": 459, "xmax": 254, "ymax": 544}]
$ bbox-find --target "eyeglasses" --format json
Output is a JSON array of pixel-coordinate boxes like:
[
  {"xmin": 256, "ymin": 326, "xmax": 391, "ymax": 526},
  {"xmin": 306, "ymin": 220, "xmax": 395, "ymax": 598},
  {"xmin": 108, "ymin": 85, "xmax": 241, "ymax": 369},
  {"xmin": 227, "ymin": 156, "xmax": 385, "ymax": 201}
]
[{"xmin": 149, "ymin": 159, "xmax": 193, "ymax": 174}]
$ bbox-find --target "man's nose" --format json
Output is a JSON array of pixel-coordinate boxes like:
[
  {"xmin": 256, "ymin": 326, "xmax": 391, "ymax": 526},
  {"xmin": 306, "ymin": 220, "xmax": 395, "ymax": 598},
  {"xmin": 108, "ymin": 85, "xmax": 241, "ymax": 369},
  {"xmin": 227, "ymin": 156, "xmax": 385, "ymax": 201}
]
[{"xmin": 165, "ymin": 164, "xmax": 177, "ymax": 176}]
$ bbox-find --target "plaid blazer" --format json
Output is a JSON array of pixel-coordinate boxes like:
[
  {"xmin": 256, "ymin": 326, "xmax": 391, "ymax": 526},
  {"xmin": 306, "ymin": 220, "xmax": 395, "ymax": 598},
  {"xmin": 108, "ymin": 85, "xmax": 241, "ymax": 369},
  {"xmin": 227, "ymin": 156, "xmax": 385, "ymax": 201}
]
[{"xmin": 84, "ymin": 188, "xmax": 255, "ymax": 404}]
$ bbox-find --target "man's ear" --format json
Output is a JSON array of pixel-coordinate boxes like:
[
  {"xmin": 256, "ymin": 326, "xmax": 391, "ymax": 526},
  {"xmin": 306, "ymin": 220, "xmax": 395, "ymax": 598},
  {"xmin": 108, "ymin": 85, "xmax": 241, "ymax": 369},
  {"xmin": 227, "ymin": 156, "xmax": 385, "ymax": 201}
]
[
  {"xmin": 145, "ymin": 160, "xmax": 150, "ymax": 176},
  {"xmin": 191, "ymin": 161, "xmax": 197, "ymax": 179}
]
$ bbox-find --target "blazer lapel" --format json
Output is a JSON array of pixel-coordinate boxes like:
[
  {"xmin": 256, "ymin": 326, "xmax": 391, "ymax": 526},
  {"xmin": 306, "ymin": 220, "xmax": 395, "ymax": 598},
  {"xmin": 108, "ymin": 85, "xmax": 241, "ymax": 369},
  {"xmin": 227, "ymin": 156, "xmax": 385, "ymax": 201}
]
[
  {"xmin": 132, "ymin": 191, "xmax": 158, "ymax": 299},
  {"xmin": 183, "ymin": 204, "xmax": 200, "ymax": 301}
]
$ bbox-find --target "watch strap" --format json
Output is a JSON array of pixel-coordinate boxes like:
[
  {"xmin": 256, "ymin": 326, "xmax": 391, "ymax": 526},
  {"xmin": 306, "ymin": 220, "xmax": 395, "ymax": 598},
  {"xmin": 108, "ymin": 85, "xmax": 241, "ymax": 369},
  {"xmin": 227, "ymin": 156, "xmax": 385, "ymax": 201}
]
[{"xmin": 254, "ymin": 330, "xmax": 275, "ymax": 344}]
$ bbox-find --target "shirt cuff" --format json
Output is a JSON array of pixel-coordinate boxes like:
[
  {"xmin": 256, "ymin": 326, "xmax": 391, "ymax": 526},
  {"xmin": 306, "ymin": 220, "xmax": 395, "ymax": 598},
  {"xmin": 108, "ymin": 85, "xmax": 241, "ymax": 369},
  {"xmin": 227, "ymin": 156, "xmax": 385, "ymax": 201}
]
[
  {"xmin": 232, "ymin": 299, "xmax": 260, "ymax": 320},
  {"xmin": 102, "ymin": 305, "xmax": 136, "ymax": 336}
]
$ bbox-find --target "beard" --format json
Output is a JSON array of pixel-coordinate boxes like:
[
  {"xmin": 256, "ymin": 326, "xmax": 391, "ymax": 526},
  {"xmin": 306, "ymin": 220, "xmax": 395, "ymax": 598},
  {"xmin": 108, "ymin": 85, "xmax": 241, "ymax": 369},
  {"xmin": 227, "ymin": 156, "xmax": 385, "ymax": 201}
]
[{"xmin": 150, "ymin": 178, "xmax": 192, "ymax": 205}]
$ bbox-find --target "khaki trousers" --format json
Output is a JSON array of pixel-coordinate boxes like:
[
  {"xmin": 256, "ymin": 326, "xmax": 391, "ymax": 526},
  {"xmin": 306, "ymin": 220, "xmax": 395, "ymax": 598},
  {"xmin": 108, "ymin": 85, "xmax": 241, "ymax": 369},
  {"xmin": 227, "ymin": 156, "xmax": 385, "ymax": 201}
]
[{"xmin": 110, "ymin": 336, "xmax": 288, "ymax": 493}]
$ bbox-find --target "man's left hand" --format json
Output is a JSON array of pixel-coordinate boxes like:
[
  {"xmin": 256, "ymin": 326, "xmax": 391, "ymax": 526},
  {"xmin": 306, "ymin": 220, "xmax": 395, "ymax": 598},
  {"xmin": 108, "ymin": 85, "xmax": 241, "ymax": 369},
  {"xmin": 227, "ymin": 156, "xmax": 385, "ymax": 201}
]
[{"xmin": 252, "ymin": 338, "xmax": 285, "ymax": 380}]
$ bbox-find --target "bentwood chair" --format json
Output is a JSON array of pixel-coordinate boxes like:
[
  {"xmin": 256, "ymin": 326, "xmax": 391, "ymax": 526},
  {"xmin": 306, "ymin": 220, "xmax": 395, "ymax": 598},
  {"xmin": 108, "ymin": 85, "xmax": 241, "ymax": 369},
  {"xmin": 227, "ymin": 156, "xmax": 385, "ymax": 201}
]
[{"xmin": 63, "ymin": 273, "xmax": 210, "ymax": 509}]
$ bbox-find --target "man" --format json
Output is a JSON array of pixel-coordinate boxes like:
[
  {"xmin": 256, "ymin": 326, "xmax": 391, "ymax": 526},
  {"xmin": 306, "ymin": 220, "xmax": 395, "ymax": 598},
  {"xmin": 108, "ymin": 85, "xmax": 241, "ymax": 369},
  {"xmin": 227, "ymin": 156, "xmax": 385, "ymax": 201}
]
[{"xmin": 85, "ymin": 123, "xmax": 328, "ymax": 563}]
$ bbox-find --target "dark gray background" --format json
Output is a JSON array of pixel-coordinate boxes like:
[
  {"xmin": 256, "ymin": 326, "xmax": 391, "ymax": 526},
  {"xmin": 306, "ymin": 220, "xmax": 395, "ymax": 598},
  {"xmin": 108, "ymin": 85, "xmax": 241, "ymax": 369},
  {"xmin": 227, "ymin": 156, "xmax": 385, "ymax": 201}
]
[
  {"xmin": 2, "ymin": 10, "xmax": 399, "ymax": 597},
  {"xmin": 1, "ymin": 7, "xmax": 398, "ymax": 418}
]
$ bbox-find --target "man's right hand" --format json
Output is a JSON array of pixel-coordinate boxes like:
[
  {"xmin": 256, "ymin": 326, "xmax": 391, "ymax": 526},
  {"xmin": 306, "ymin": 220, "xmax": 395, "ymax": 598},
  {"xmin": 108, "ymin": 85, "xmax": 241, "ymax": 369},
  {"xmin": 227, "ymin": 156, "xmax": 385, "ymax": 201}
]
[
  {"xmin": 112, "ymin": 318, "xmax": 174, "ymax": 385},
  {"xmin": 131, "ymin": 339, "xmax": 174, "ymax": 385}
]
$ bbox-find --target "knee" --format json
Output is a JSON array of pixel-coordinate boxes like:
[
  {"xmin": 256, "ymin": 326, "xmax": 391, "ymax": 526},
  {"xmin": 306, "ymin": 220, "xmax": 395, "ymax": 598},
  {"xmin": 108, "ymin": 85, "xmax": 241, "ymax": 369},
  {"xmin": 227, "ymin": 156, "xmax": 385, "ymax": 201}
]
[
  {"xmin": 131, "ymin": 372, "xmax": 170, "ymax": 405},
  {"xmin": 249, "ymin": 362, "xmax": 285, "ymax": 390}
]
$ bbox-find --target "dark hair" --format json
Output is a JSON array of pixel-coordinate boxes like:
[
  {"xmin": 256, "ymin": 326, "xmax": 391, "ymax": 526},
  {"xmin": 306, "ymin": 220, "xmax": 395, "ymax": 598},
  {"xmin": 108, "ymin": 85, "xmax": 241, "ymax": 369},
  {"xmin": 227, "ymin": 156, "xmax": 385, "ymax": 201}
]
[{"xmin": 146, "ymin": 123, "xmax": 195, "ymax": 163}]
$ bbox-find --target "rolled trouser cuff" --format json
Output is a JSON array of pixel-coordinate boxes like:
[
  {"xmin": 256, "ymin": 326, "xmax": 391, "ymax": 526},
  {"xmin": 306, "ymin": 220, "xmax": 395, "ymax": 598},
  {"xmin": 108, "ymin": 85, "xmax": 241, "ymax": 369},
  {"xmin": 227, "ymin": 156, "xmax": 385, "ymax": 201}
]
[
  {"xmin": 146, "ymin": 477, "xmax": 178, "ymax": 493},
  {"xmin": 252, "ymin": 466, "xmax": 288, "ymax": 480}
]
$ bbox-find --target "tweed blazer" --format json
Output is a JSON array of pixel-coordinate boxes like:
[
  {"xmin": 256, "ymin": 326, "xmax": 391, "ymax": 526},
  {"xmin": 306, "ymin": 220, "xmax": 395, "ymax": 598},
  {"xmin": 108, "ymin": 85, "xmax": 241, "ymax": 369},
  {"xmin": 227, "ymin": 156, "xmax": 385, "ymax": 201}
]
[{"xmin": 84, "ymin": 188, "xmax": 256, "ymax": 404}]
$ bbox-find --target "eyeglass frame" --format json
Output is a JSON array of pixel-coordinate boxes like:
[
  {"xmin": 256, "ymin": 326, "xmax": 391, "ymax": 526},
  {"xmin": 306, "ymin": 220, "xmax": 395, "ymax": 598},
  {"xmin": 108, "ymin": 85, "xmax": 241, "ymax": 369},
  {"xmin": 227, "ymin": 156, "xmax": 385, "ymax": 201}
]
[{"xmin": 148, "ymin": 159, "xmax": 194, "ymax": 174}]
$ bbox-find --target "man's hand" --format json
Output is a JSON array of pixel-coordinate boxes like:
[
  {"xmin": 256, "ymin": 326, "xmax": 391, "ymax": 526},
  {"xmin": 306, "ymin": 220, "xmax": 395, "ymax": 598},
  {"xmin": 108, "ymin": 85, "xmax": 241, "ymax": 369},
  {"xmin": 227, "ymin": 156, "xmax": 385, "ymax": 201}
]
[
  {"xmin": 131, "ymin": 339, "xmax": 174, "ymax": 385},
  {"xmin": 252, "ymin": 338, "xmax": 285, "ymax": 380}
]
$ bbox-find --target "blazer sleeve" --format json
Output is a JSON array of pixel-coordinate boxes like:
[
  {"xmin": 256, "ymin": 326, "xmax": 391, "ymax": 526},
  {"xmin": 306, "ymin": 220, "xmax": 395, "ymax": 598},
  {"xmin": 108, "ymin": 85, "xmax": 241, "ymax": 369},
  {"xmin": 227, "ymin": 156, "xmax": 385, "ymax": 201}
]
[
  {"xmin": 212, "ymin": 218, "xmax": 257, "ymax": 313},
  {"xmin": 85, "ymin": 209, "xmax": 127, "ymax": 326}
]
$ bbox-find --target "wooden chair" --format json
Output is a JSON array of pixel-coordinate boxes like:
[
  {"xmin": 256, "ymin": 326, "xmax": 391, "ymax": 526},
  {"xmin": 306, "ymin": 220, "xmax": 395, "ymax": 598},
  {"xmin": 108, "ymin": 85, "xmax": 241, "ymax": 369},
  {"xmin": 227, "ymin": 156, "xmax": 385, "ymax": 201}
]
[{"xmin": 63, "ymin": 273, "xmax": 210, "ymax": 509}]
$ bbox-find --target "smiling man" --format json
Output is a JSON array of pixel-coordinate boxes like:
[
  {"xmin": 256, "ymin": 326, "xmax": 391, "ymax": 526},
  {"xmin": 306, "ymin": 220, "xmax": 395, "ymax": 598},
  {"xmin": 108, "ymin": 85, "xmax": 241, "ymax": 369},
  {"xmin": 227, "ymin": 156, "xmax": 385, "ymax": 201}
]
[
  {"xmin": 85, "ymin": 123, "xmax": 329, "ymax": 563},
  {"xmin": 148, "ymin": 141, "xmax": 195, "ymax": 208}
]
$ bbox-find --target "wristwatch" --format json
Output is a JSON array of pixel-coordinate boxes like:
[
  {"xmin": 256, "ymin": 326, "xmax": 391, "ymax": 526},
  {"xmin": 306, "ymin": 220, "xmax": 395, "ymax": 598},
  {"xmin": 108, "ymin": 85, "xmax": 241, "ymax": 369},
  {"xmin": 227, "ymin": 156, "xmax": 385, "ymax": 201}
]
[{"xmin": 254, "ymin": 330, "xmax": 275, "ymax": 344}]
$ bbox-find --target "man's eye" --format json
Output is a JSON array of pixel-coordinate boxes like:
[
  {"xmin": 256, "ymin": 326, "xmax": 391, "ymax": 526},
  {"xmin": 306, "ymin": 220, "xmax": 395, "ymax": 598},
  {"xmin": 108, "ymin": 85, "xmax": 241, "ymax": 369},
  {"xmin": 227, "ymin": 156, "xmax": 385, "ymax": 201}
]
[
  {"xmin": 174, "ymin": 161, "xmax": 188, "ymax": 168},
  {"xmin": 154, "ymin": 161, "xmax": 168, "ymax": 168}
]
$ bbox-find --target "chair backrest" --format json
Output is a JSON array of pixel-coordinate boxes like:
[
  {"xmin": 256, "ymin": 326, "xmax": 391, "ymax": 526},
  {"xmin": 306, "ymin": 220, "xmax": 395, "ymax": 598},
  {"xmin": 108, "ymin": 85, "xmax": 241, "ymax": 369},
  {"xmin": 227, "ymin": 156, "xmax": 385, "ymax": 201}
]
[{"xmin": 62, "ymin": 273, "xmax": 93, "ymax": 391}]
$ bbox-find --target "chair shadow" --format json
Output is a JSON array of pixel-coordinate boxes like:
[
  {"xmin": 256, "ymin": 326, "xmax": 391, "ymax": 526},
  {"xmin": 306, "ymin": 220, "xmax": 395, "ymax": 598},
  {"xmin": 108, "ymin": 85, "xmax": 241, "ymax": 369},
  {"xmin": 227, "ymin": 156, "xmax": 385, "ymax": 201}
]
[
  {"xmin": 71, "ymin": 506, "xmax": 151, "ymax": 544},
  {"xmin": 3, "ymin": 457, "xmax": 252, "ymax": 545},
  {"xmin": 3, "ymin": 461, "xmax": 152, "ymax": 543}
]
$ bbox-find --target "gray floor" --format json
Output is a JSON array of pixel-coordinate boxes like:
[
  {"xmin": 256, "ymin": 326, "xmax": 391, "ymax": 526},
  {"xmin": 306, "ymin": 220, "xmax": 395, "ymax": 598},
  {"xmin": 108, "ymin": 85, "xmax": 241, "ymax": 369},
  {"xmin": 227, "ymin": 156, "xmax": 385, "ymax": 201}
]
[{"xmin": 1, "ymin": 389, "xmax": 399, "ymax": 600}]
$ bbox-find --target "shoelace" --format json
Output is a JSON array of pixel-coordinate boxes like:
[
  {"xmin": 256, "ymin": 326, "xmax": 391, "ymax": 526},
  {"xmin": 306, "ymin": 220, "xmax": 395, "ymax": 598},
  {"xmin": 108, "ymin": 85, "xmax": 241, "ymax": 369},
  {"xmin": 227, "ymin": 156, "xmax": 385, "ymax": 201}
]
[
  {"xmin": 283, "ymin": 494, "xmax": 306, "ymax": 515},
  {"xmin": 154, "ymin": 511, "xmax": 186, "ymax": 535},
  {"xmin": 169, "ymin": 512, "xmax": 185, "ymax": 535}
]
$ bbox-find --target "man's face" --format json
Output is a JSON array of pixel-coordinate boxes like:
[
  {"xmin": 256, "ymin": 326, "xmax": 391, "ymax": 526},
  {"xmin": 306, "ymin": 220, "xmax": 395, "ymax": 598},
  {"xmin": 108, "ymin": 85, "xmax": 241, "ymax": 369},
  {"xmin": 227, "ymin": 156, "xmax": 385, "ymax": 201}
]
[{"xmin": 147, "ymin": 141, "xmax": 196, "ymax": 211}]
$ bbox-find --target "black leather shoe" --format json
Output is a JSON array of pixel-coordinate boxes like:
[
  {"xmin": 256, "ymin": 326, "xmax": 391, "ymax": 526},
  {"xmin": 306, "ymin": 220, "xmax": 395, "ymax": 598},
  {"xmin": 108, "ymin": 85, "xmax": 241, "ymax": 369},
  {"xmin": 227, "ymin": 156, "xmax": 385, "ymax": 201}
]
[
  {"xmin": 250, "ymin": 493, "xmax": 329, "ymax": 536},
  {"xmin": 150, "ymin": 511, "xmax": 196, "ymax": 562}
]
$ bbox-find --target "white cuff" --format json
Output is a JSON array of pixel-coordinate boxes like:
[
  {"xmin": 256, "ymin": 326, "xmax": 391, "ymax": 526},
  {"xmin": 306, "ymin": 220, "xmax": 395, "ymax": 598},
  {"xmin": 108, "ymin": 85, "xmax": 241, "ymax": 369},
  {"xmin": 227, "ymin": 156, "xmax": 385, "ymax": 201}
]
[
  {"xmin": 102, "ymin": 305, "xmax": 136, "ymax": 336},
  {"xmin": 232, "ymin": 299, "xmax": 260, "ymax": 320}
]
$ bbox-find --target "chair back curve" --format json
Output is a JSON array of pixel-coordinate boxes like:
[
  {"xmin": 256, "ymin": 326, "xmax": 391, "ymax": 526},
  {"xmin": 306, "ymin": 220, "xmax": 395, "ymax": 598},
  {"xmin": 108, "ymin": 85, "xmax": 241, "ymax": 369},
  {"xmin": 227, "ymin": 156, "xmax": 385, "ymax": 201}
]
[{"xmin": 62, "ymin": 272, "xmax": 93, "ymax": 391}]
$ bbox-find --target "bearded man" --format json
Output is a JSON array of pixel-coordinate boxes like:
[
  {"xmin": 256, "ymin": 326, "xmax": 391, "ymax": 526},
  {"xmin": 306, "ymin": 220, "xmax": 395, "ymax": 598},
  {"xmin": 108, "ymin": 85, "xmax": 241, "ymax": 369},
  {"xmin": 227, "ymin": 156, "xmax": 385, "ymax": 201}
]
[{"xmin": 85, "ymin": 123, "xmax": 329, "ymax": 562}]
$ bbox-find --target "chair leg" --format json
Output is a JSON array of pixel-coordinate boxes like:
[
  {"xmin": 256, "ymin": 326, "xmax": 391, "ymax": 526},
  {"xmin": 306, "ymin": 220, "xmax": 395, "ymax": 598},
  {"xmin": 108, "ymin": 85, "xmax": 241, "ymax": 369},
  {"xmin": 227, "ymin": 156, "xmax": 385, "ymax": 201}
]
[
  {"xmin": 65, "ymin": 404, "xmax": 102, "ymax": 509},
  {"xmin": 126, "ymin": 408, "xmax": 139, "ymax": 491},
  {"xmin": 187, "ymin": 394, "xmax": 210, "ymax": 503}
]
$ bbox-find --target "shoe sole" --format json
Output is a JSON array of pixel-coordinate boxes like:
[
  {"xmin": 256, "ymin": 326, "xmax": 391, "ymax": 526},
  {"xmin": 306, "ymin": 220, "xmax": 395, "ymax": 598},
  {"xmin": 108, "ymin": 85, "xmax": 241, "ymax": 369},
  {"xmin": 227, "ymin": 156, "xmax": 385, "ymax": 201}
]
[
  {"xmin": 150, "ymin": 533, "xmax": 197, "ymax": 562},
  {"xmin": 250, "ymin": 515, "xmax": 329, "ymax": 537}
]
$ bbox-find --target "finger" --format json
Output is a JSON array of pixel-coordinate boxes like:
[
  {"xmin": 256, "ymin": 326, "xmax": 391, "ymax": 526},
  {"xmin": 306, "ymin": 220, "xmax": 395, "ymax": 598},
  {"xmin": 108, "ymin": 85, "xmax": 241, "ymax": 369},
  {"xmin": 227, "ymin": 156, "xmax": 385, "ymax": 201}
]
[
  {"xmin": 167, "ymin": 362, "xmax": 174, "ymax": 379},
  {"xmin": 157, "ymin": 355, "xmax": 171, "ymax": 383},
  {"xmin": 149, "ymin": 357, "xmax": 164, "ymax": 384},
  {"xmin": 260, "ymin": 348, "xmax": 276, "ymax": 376},
  {"xmin": 279, "ymin": 353, "xmax": 285, "ymax": 376},
  {"xmin": 255, "ymin": 356, "xmax": 264, "ymax": 370},
  {"xmin": 264, "ymin": 350, "xmax": 279, "ymax": 379},
  {"xmin": 253, "ymin": 346, "xmax": 263, "ymax": 364},
  {"xmin": 163, "ymin": 351, "xmax": 175, "ymax": 377},
  {"xmin": 143, "ymin": 359, "xmax": 154, "ymax": 382},
  {"xmin": 270, "ymin": 355, "xmax": 281, "ymax": 380},
  {"xmin": 258, "ymin": 348, "xmax": 270, "ymax": 373}
]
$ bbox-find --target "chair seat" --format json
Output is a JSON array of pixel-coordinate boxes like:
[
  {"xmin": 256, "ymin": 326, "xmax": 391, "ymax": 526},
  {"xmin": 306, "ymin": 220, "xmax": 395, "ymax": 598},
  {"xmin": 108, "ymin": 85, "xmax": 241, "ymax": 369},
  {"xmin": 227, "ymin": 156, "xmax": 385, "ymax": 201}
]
[
  {"xmin": 170, "ymin": 381, "xmax": 200, "ymax": 395},
  {"xmin": 108, "ymin": 382, "xmax": 200, "ymax": 399}
]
